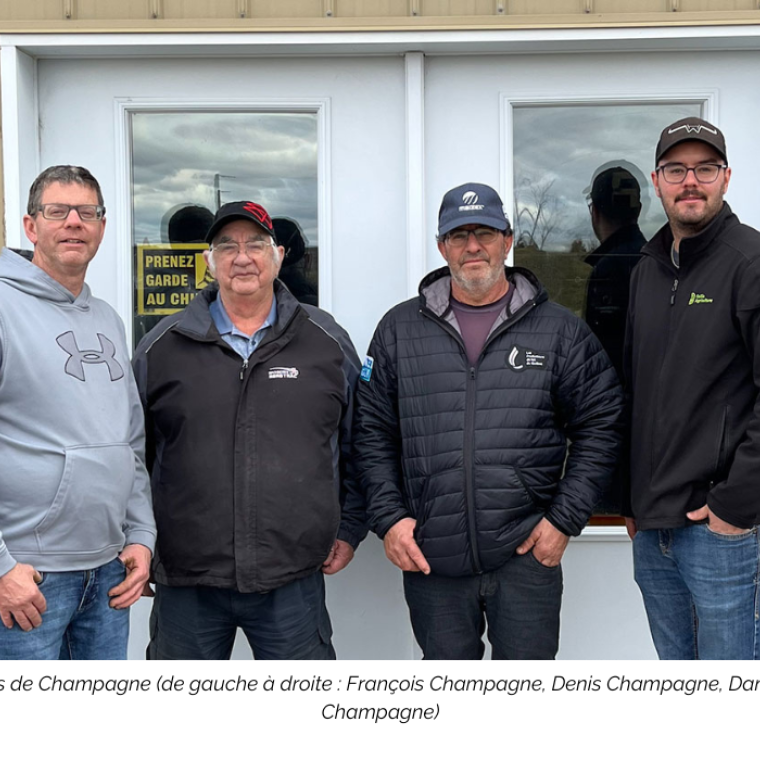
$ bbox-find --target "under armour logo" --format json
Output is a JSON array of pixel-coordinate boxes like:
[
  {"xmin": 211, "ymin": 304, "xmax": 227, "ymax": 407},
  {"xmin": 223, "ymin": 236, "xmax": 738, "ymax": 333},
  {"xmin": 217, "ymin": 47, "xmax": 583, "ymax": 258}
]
[
  {"xmin": 56, "ymin": 331, "xmax": 125, "ymax": 382},
  {"xmin": 243, "ymin": 202, "xmax": 272, "ymax": 229},
  {"xmin": 668, "ymin": 124, "xmax": 718, "ymax": 136}
]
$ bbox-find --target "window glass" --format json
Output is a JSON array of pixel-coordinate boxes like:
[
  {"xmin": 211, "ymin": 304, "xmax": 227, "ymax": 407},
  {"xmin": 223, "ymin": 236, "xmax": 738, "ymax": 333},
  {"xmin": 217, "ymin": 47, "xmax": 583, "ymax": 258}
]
[
  {"xmin": 131, "ymin": 111, "xmax": 319, "ymax": 345},
  {"xmin": 512, "ymin": 102, "xmax": 702, "ymax": 519}
]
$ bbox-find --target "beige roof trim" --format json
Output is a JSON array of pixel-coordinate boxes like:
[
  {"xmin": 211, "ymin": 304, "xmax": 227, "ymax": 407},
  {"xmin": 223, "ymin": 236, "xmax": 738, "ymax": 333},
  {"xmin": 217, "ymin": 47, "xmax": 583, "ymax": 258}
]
[{"xmin": 1, "ymin": 12, "xmax": 760, "ymax": 34}]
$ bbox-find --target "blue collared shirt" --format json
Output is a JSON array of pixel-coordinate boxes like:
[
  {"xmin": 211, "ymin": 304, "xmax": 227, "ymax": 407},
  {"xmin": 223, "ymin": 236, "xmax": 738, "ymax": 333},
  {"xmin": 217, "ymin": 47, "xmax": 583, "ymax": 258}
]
[{"xmin": 209, "ymin": 294, "xmax": 278, "ymax": 360}]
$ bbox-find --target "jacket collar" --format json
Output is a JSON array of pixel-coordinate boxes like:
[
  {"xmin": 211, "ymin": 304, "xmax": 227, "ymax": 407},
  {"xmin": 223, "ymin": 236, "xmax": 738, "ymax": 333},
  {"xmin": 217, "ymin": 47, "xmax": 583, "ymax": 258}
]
[
  {"xmin": 172, "ymin": 279, "xmax": 303, "ymax": 342},
  {"xmin": 418, "ymin": 265, "xmax": 547, "ymax": 319},
  {"xmin": 642, "ymin": 202, "xmax": 737, "ymax": 272}
]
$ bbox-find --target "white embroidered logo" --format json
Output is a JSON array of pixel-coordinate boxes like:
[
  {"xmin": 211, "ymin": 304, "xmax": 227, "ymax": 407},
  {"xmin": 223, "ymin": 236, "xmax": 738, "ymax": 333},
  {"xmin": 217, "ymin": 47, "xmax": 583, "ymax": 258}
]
[
  {"xmin": 668, "ymin": 124, "xmax": 718, "ymax": 136},
  {"xmin": 268, "ymin": 367, "xmax": 299, "ymax": 380},
  {"xmin": 462, "ymin": 191, "xmax": 479, "ymax": 205}
]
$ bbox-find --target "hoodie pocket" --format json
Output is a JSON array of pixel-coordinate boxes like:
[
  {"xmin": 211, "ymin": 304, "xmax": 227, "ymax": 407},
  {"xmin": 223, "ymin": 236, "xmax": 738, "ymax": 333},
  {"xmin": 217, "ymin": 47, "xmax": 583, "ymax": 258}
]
[{"xmin": 34, "ymin": 443, "xmax": 134, "ymax": 555}]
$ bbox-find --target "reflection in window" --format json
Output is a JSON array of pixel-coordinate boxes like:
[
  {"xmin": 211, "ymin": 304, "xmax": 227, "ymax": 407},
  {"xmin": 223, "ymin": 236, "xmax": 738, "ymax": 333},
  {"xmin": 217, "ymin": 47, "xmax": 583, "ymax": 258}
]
[
  {"xmin": 131, "ymin": 111, "xmax": 319, "ymax": 345},
  {"xmin": 512, "ymin": 102, "xmax": 701, "ymax": 518}
]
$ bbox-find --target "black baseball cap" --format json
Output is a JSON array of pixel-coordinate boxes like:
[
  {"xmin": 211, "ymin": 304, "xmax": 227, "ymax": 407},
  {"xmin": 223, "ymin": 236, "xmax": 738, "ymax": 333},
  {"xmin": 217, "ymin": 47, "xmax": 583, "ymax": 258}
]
[
  {"xmin": 655, "ymin": 117, "xmax": 727, "ymax": 164},
  {"xmin": 438, "ymin": 182, "xmax": 511, "ymax": 238},
  {"xmin": 205, "ymin": 201, "xmax": 277, "ymax": 244}
]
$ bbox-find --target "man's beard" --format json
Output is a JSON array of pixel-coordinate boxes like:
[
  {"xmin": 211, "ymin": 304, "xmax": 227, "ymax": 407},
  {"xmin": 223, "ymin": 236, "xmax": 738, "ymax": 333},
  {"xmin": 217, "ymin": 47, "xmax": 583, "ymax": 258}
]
[
  {"xmin": 451, "ymin": 257, "xmax": 504, "ymax": 298},
  {"xmin": 668, "ymin": 190, "xmax": 723, "ymax": 235}
]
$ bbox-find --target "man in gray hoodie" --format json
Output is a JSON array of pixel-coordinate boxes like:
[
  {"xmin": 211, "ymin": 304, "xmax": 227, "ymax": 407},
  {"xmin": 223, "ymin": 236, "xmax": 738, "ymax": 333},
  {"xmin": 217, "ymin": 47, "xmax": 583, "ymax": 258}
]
[{"xmin": 0, "ymin": 165, "xmax": 156, "ymax": 660}]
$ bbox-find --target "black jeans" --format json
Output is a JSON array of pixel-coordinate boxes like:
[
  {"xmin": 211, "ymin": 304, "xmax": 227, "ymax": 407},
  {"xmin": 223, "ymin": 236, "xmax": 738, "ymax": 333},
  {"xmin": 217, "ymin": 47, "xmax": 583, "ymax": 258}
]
[
  {"xmin": 147, "ymin": 571, "xmax": 335, "ymax": 660},
  {"xmin": 403, "ymin": 551, "xmax": 562, "ymax": 660}
]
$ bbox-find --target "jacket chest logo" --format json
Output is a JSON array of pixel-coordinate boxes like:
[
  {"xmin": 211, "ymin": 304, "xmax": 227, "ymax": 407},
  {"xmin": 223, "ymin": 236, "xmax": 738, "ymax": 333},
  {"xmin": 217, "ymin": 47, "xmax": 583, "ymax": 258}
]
[
  {"xmin": 507, "ymin": 345, "xmax": 548, "ymax": 372},
  {"xmin": 688, "ymin": 292, "xmax": 714, "ymax": 305},
  {"xmin": 56, "ymin": 331, "xmax": 125, "ymax": 382},
  {"xmin": 268, "ymin": 366, "xmax": 299, "ymax": 379}
]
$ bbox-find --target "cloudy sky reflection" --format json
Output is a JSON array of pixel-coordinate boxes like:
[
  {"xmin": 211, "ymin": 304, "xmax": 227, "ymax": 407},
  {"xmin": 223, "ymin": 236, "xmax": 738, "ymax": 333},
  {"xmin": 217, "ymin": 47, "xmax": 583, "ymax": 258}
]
[{"xmin": 131, "ymin": 111, "xmax": 318, "ymax": 245}]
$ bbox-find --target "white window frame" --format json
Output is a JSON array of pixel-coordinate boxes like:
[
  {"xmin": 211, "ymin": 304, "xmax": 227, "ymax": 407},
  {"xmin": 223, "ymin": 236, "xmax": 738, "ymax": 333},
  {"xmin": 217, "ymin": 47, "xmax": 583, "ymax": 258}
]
[{"xmin": 114, "ymin": 98, "xmax": 331, "ymax": 344}]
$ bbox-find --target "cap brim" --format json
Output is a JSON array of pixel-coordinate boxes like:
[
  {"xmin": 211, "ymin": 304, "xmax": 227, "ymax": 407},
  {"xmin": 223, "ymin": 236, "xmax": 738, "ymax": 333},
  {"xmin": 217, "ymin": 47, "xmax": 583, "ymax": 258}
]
[{"xmin": 438, "ymin": 215, "xmax": 510, "ymax": 237}]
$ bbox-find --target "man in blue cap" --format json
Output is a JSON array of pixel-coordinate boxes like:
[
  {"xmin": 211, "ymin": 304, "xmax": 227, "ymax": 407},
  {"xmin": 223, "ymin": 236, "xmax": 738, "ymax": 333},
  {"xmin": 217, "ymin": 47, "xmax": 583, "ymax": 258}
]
[{"xmin": 354, "ymin": 182, "xmax": 623, "ymax": 659}]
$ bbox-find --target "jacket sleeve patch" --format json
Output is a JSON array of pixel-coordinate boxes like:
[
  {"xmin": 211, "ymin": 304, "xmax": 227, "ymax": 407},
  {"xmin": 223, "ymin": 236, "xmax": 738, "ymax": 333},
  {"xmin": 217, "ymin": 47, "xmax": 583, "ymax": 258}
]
[{"xmin": 360, "ymin": 356, "xmax": 374, "ymax": 382}]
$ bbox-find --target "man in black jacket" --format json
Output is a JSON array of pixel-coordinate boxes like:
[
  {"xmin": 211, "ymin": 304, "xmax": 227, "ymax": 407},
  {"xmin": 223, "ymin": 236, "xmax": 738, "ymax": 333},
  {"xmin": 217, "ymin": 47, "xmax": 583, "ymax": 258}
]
[
  {"xmin": 625, "ymin": 117, "xmax": 760, "ymax": 659},
  {"xmin": 354, "ymin": 182, "xmax": 623, "ymax": 659},
  {"xmin": 133, "ymin": 201, "xmax": 366, "ymax": 659}
]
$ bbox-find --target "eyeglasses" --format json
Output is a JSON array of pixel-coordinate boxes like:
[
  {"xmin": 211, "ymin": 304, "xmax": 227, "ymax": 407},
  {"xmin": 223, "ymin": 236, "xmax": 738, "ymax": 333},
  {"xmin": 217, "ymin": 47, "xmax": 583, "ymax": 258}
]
[
  {"xmin": 445, "ymin": 227, "xmax": 501, "ymax": 247},
  {"xmin": 211, "ymin": 240, "xmax": 273, "ymax": 257},
  {"xmin": 656, "ymin": 163, "xmax": 728, "ymax": 185},
  {"xmin": 37, "ymin": 203, "xmax": 105, "ymax": 222}
]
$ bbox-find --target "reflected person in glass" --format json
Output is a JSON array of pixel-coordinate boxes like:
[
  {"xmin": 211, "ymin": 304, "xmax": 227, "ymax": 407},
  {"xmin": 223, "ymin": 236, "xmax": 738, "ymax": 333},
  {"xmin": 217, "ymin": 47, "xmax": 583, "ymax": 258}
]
[{"xmin": 584, "ymin": 164, "xmax": 646, "ymax": 382}]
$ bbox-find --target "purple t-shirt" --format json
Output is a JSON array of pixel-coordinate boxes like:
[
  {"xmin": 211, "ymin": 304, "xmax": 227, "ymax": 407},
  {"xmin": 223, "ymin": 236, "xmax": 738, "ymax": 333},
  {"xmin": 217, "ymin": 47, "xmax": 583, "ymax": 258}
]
[{"xmin": 450, "ymin": 288, "xmax": 513, "ymax": 367}]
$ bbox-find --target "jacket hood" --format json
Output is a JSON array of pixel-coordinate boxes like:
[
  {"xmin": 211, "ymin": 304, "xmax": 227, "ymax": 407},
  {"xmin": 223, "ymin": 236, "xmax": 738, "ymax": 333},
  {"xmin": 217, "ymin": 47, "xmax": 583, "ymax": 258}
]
[
  {"xmin": 419, "ymin": 265, "xmax": 547, "ymax": 318},
  {"xmin": 0, "ymin": 247, "xmax": 90, "ymax": 307}
]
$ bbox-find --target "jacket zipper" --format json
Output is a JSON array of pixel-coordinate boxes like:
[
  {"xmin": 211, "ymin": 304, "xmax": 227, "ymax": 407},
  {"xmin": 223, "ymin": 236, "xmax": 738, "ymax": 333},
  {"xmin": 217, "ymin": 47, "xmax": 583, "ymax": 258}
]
[
  {"xmin": 650, "ymin": 262, "xmax": 680, "ymax": 476},
  {"xmin": 239, "ymin": 357, "xmax": 248, "ymax": 381},
  {"xmin": 421, "ymin": 299, "xmax": 538, "ymax": 575}
]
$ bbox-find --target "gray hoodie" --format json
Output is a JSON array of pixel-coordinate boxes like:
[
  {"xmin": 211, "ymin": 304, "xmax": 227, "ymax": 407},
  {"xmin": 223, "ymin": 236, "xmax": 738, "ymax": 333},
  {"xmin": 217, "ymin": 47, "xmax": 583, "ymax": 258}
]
[{"xmin": 0, "ymin": 248, "xmax": 155, "ymax": 576}]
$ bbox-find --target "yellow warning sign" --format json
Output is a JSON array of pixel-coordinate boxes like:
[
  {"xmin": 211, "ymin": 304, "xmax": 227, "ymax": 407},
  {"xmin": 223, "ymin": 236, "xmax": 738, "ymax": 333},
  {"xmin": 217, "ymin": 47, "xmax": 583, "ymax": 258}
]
[{"xmin": 136, "ymin": 244, "xmax": 214, "ymax": 315}]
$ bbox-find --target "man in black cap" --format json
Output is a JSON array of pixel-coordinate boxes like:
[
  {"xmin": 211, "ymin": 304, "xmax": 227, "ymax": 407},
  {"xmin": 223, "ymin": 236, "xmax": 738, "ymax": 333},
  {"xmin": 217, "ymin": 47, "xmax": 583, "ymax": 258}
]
[
  {"xmin": 625, "ymin": 117, "xmax": 760, "ymax": 659},
  {"xmin": 585, "ymin": 164, "xmax": 646, "ymax": 381},
  {"xmin": 354, "ymin": 182, "xmax": 623, "ymax": 659},
  {"xmin": 133, "ymin": 200, "xmax": 366, "ymax": 659}
]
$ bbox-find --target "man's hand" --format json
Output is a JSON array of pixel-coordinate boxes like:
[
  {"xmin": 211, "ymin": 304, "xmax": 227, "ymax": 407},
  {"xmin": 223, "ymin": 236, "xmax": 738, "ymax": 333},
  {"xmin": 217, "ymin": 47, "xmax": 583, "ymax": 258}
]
[
  {"xmin": 322, "ymin": 539, "xmax": 355, "ymax": 575},
  {"xmin": 625, "ymin": 517, "xmax": 637, "ymax": 540},
  {"xmin": 109, "ymin": 544, "xmax": 152, "ymax": 609},
  {"xmin": 687, "ymin": 504, "xmax": 749, "ymax": 535},
  {"xmin": 383, "ymin": 518, "xmax": 430, "ymax": 574},
  {"xmin": 0, "ymin": 563, "xmax": 46, "ymax": 631},
  {"xmin": 516, "ymin": 518, "xmax": 569, "ymax": 567}
]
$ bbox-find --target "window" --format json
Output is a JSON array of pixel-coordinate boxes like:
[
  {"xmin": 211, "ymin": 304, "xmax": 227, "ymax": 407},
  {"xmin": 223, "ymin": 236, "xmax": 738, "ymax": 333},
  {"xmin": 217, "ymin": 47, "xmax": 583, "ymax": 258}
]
[
  {"xmin": 512, "ymin": 101, "xmax": 702, "ymax": 519},
  {"xmin": 131, "ymin": 111, "xmax": 319, "ymax": 345}
]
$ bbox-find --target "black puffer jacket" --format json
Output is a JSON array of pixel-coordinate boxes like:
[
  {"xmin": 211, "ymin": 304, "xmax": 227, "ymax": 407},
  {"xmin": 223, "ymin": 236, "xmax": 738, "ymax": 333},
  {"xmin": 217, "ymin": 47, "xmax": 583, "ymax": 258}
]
[{"xmin": 354, "ymin": 267, "xmax": 623, "ymax": 577}]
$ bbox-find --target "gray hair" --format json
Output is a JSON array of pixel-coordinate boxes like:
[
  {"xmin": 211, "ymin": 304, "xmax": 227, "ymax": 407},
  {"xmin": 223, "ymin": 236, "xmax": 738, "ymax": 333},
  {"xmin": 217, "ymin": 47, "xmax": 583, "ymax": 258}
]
[{"xmin": 27, "ymin": 165, "xmax": 104, "ymax": 215}]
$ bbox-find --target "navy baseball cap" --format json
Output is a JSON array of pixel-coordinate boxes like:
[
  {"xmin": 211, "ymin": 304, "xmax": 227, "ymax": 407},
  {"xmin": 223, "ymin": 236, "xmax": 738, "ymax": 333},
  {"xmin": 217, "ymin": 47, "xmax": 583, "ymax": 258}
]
[
  {"xmin": 438, "ymin": 182, "xmax": 511, "ymax": 238},
  {"xmin": 205, "ymin": 200, "xmax": 277, "ymax": 244}
]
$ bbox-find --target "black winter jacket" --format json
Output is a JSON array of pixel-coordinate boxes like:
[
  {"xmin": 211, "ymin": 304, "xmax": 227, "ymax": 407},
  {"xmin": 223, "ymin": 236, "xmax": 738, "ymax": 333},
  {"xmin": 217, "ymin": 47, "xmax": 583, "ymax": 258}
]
[
  {"xmin": 133, "ymin": 282, "xmax": 366, "ymax": 593},
  {"xmin": 624, "ymin": 203, "xmax": 760, "ymax": 530},
  {"xmin": 354, "ymin": 267, "xmax": 623, "ymax": 577}
]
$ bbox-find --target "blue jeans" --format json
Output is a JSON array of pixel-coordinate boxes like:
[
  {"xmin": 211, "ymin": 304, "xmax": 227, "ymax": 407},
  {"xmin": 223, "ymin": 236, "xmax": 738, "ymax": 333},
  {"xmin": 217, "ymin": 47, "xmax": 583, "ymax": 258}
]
[
  {"xmin": 148, "ymin": 571, "xmax": 336, "ymax": 660},
  {"xmin": 633, "ymin": 525, "xmax": 760, "ymax": 659},
  {"xmin": 0, "ymin": 558, "xmax": 129, "ymax": 660},
  {"xmin": 403, "ymin": 551, "xmax": 563, "ymax": 660}
]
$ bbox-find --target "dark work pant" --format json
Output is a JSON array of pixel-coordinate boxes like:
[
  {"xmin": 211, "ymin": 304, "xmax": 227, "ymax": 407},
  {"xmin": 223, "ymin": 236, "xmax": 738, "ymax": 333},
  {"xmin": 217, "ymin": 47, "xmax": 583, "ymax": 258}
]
[
  {"xmin": 403, "ymin": 551, "xmax": 562, "ymax": 660},
  {"xmin": 147, "ymin": 571, "xmax": 335, "ymax": 660}
]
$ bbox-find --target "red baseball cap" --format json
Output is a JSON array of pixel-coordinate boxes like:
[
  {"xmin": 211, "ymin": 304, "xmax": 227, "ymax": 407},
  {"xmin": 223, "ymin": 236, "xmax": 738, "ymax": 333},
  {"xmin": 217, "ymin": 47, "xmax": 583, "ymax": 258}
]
[{"xmin": 205, "ymin": 200, "xmax": 277, "ymax": 244}]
